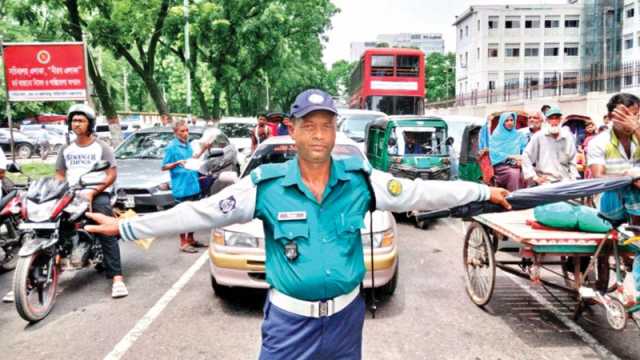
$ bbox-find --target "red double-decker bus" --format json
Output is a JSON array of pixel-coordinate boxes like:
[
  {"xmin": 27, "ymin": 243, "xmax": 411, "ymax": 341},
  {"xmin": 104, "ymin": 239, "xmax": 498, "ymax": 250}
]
[{"xmin": 349, "ymin": 48, "xmax": 425, "ymax": 115}]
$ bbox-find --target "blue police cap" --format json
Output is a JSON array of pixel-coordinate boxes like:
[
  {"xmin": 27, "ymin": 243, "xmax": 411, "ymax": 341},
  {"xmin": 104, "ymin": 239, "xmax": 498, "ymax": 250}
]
[{"xmin": 290, "ymin": 89, "xmax": 337, "ymax": 118}]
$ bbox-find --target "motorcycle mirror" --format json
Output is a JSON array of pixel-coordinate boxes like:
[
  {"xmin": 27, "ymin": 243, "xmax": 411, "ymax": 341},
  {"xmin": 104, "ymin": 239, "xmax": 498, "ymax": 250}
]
[
  {"xmin": 90, "ymin": 160, "xmax": 110, "ymax": 172},
  {"xmin": 6, "ymin": 162, "xmax": 21, "ymax": 173},
  {"xmin": 207, "ymin": 148, "xmax": 224, "ymax": 157}
]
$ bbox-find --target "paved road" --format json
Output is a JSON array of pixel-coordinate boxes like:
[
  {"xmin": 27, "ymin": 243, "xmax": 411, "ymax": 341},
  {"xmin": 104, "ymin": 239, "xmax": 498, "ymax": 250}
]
[{"xmin": 0, "ymin": 219, "xmax": 638, "ymax": 359}]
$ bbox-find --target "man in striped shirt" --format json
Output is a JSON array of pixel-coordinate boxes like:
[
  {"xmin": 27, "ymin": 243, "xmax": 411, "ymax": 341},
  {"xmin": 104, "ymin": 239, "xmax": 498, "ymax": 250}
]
[{"xmin": 588, "ymin": 93, "xmax": 640, "ymax": 303}]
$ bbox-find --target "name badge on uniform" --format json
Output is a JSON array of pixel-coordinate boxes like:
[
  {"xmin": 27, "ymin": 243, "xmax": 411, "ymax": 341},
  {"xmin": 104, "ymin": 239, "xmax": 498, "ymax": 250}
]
[{"xmin": 277, "ymin": 211, "xmax": 307, "ymax": 221}]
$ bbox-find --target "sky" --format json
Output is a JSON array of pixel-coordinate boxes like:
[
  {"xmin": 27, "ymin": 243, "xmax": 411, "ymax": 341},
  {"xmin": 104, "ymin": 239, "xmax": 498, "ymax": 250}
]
[{"xmin": 322, "ymin": 0, "xmax": 569, "ymax": 67}]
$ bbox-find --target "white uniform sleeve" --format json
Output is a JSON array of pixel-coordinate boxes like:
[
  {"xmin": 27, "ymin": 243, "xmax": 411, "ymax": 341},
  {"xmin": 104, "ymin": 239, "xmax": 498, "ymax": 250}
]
[
  {"xmin": 119, "ymin": 176, "xmax": 257, "ymax": 241},
  {"xmin": 370, "ymin": 169, "xmax": 491, "ymax": 213}
]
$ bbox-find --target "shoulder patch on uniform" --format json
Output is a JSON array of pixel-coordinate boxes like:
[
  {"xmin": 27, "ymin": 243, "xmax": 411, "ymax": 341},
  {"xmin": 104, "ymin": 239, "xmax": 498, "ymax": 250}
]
[
  {"xmin": 387, "ymin": 179, "xmax": 403, "ymax": 197},
  {"xmin": 341, "ymin": 156, "xmax": 372, "ymax": 175},
  {"xmin": 250, "ymin": 163, "xmax": 288, "ymax": 185}
]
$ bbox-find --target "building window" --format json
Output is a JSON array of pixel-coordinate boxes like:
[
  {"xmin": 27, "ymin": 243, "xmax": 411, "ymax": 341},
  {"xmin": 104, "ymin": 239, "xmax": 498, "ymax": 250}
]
[
  {"xmin": 626, "ymin": 6, "xmax": 635, "ymax": 18},
  {"xmin": 488, "ymin": 16, "xmax": 499, "ymax": 29},
  {"xmin": 465, "ymin": 25, "xmax": 469, "ymax": 36},
  {"xmin": 525, "ymin": 16, "xmax": 540, "ymax": 29},
  {"xmin": 465, "ymin": 52, "xmax": 468, "ymax": 66},
  {"xmin": 488, "ymin": 80, "xmax": 496, "ymax": 90},
  {"xmin": 544, "ymin": 72, "xmax": 559, "ymax": 96},
  {"xmin": 459, "ymin": 29, "xmax": 463, "ymax": 39},
  {"xmin": 459, "ymin": 54, "xmax": 464, "ymax": 67},
  {"xmin": 477, "ymin": 47, "xmax": 480, "ymax": 59},
  {"xmin": 563, "ymin": 72, "xmax": 578, "ymax": 94},
  {"xmin": 504, "ymin": 72, "xmax": 520, "ymax": 95},
  {"xmin": 505, "ymin": 44, "xmax": 520, "ymax": 57},
  {"xmin": 505, "ymin": 16, "xmax": 520, "ymax": 29},
  {"xmin": 565, "ymin": 15, "xmax": 580, "ymax": 28},
  {"xmin": 564, "ymin": 43, "xmax": 579, "ymax": 56},
  {"xmin": 488, "ymin": 44, "xmax": 499, "ymax": 58},
  {"xmin": 623, "ymin": 62, "xmax": 634, "ymax": 87},
  {"xmin": 410, "ymin": 34, "xmax": 421, "ymax": 40},
  {"xmin": 524, "ymin": 43, "xmax": 539, "ymax": 57},
  {"xmin": 625, "ymin": 35, "xmax": 634, "ymax": 49},
  {"xmin": 544, "ymin": 16, "xmax": 560, "ymax": 28},
  {"xmin": 525, "ymin": 72, "xmax": 540, "ymax": 91},
  {"xmin": 544, "ymin": 43, "xmax": 560, "ymax": 56},
  {"xmin": 477, "ymin": 19, "xmax": 480, "ymax": 31}
]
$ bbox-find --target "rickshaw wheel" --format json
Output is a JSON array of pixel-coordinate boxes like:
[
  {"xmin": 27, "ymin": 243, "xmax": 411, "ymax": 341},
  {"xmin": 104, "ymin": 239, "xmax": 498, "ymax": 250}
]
[
  {"xmin": 606, "ymin": 297, "xmax": 627, "ymax": 331},
  {"xmin": 463, "ymin": 222, "xmax": 496, "ymax": 306}
]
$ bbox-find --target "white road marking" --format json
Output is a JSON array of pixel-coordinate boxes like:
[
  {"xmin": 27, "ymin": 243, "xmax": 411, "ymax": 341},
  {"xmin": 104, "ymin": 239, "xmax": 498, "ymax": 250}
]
[
  {"xmin": 441, "ymin": 218, "xmax": 620, "ymax": 359},
  {"xmin": 104, "ymin": 251, "xmax": 209, "ymax": 360}
]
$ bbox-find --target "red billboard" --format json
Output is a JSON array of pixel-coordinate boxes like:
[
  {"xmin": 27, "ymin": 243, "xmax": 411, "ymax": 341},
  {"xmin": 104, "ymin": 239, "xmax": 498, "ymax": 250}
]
[{"xmin": 2, "ymin": 42, "xmax": 87, "ymax": 102}]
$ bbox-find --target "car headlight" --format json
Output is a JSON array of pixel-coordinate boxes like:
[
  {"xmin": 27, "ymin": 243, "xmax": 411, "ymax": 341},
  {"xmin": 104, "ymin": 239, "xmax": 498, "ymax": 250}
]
[
  {"xmin": 217, "ymin": 230, "xmax": 259, "ymax": 248},
  {"xmin": 361, "ymin": 229, "xmax": 394, "ymax": 248}
]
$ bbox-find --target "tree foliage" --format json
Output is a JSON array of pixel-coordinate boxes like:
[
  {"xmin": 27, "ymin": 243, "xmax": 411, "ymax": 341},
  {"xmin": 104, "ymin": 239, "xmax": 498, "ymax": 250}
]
[
  {"xmin": 425, "ymin": 52, "xmax": 455, "ymax": 103},
  {"xmin": 0, "ymin": 0, "xmax": 339, "ymax": 122}
]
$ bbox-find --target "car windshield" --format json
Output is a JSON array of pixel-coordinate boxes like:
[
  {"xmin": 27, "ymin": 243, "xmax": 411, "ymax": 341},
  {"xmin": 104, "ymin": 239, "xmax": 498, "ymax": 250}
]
[
  {"xmin": 115, "ymin": 132, "xmax": 202, "ymax": 159},
  {"xmin": 219, "ymin": 123, "xmax": 254, "ymax": 138},
  {"xmin": 242, "ymin": 143, "xmax": 363, "ymax": 176},
  {"xmin": 340, "ymin": 115, "xmax": 384, "ymax": 141},
  {"xmin": 394, "ymin": 126, "xmax": 447, "ymax": 156}
]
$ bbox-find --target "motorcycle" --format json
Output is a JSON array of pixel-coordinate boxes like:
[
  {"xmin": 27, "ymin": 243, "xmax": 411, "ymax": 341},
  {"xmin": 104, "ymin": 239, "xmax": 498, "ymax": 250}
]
[
  {"xmin": 0, "ymin": 163, "xmax": 29, "ymax": 272},
  {"xmin": 13, "ymin": 160, "xmax": 111, "ymax": 322}
]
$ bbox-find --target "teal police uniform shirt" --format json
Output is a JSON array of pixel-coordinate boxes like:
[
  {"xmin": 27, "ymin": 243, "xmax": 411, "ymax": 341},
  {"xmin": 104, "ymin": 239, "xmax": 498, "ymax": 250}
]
[
  {"xmin": 120, "ymin": 152, "xmax": 491, "ymax": 302},
  {"xmin": 162, "ymin": 138, "xmax": 201, "ymax": 199},
  {"xmin": 251, "ymin": 156, "xmax": 371, "ymax": 301}
]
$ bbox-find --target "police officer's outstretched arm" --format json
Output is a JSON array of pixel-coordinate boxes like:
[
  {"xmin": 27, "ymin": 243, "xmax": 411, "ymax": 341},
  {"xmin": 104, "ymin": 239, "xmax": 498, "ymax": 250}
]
[
  {"xmin": 86, "ymin": 176, "xmax": 257, "ymax": 240},
  {"xmin": 369, "ymin": 169, "xmax": 510, "ymax": 213}
]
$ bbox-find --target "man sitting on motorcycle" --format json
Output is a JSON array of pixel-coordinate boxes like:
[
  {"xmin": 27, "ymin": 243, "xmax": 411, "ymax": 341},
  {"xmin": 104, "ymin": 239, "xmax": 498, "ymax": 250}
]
[{"xmin": 55, "ymin": 104, "xmax": 128, "ymax": 299}]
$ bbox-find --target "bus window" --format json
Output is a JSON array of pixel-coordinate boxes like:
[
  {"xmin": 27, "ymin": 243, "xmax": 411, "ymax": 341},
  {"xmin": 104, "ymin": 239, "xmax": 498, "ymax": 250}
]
[
  {"xmin": 371, "ymin": 55, "xmax": 394, "ymax": 77},
  {"xmin": 396, "ymin": 56, "xmax": 419, "ymax": 77}
]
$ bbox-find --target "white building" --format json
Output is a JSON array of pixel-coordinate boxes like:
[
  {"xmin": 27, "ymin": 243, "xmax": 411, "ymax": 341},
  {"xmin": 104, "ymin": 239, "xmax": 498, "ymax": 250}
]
[
  {"xmin": 350, "ymin": 33, "xmax": 445, "ymax": 62},
  {"xmin": 453, "ymin": 3, "xmax": 583, "ymax": 105},
  {"xmin": 621, "ymin": 1, "xmax": 640, "ymax": 93}
]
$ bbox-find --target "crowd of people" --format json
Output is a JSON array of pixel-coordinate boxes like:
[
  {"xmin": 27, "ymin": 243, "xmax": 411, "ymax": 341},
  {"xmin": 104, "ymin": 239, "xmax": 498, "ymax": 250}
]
[{"xmin": 478, "ymin": 103, "xmax": 611, "ymax": 192}]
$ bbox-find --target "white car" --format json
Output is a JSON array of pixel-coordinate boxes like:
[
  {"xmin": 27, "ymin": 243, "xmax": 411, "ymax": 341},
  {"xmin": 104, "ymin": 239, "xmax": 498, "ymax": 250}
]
[
  {"xmin": 208, "ymin": 134, "xmax": 399, "ymax": 298},
  {"xmin": 217, "ymin": 117, "xmax": 256, "ymax": 171},
  {"xmin": 337, "ymin": 109, "xmax": 387, "ymax": 152}
]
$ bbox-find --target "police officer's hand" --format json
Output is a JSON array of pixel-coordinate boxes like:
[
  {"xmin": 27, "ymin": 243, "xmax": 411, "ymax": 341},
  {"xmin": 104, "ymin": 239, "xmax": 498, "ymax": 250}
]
[
  {"xmin": 85, "ymin": 212, "xmax": 120, "ymax": 237},
  {"xmin": 488, "ymin": 187, "xmax": 511, "ymax": 210}
]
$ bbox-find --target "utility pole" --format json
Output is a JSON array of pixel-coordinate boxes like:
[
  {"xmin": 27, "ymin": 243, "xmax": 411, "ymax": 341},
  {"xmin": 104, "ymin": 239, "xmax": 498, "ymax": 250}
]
[{"xmin": 184, "ymin": 0, "xmax": 192, "ymax": 122}]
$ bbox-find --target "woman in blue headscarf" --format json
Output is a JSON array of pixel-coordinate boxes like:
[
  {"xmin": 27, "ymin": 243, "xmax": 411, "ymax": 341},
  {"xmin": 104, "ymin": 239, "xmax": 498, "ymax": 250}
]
[{"xmin": 489, "ymin": 112, "xmax": 524, "ymax": 191}]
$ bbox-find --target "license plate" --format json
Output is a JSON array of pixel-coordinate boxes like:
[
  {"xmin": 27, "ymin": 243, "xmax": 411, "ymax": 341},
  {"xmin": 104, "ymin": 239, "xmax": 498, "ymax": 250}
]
[
  {"xmin": 19, "ymin": 222, "xmax": 57, "ymax": 230},
  {"xmin": 124, "ymin": 195, "xmax": 135, "ymax": 208}
]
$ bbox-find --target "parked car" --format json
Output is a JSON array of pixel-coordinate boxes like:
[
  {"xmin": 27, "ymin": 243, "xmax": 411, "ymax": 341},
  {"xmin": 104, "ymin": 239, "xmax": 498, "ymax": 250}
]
[
  {"xmin": 208, "ymin": 134, "xmax": 399, "ymax": 298},
  {"xmin": 0, "ymin": 129, "xmax": 35, "ymax": 158},
  {"xmin": 95, "ymin": 123, "xmax": 130, "ymax": 146},
  {"xmin": 113, "ymin": 126, "xmax": 239, "ymax": 212},
  {"xmin": 337, "ymin": 109, "xmax": 387, "ymax": 151},
  {"xmin": 217, "ymin": 117, "xmax": 256, "ymax": 170},
  {"xmin": 21, "ymin": 127, "xmax": 68, "ymax": 154}
]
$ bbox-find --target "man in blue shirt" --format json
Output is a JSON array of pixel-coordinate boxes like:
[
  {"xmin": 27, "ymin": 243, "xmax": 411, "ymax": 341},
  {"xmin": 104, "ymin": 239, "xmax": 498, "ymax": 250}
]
[
  {"xmin": 162, "ymin": 119, "xmax": 207, "ymax": 253},
  {"xmin": 87, "ymin": 90, "xmax": 510, "ymax": 359}
]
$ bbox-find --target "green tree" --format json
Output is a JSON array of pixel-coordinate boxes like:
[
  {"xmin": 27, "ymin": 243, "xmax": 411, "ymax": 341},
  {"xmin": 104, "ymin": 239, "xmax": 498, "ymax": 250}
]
[
  {"xmin": 425, "ymin": 52, "xmax": 455, "ymax": 103},
  {"xmin": 326, "ymin": 60, "xmax": 355, "ymax": 98}
]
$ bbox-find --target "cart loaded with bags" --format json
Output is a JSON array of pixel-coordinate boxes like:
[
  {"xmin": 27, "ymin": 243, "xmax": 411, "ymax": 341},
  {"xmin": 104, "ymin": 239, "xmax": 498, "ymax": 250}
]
[{"xmin": 418, "ymin": 177, "xmax": 640, "ymax": 330}]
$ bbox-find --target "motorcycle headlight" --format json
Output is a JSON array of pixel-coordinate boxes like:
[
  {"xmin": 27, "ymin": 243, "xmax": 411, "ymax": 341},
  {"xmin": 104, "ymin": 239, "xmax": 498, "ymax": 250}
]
[
  {"xmin": 26, "ymin": 200, "xmax": 57, "ymax": 222},
  {"xmin": 224, "ymin": 231, "xmax": 259, "ymax": 248},
  {"xmin": 361, "ymin": 229, "xmax": 394, "ymax": 248}
]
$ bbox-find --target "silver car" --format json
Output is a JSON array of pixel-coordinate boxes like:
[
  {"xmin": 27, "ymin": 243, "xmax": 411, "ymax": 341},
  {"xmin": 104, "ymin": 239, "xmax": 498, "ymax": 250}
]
[{"xmin": 114, "ymin": 126, "xmax": 239, "ymax": 212}]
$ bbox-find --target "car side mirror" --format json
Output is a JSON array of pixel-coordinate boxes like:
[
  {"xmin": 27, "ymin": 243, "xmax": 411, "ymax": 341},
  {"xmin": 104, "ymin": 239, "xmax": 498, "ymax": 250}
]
[
  {"xmin": 446, "ymin": 137, "xmax": 454, "ymax": 146},
  {"xmin": 7, "ymin": 162, "xmax": 21, "ymax": 173},
  {"xmin": 90, "ymin": 160, "xmax": 111, "ymax": 172},
  {"xmin": 208, "ymin": 148, "xmax": 224, "ymax": 157},
  {"xmin": 388, "ymin": 138, "xmax": 397, "ymax": 147}
]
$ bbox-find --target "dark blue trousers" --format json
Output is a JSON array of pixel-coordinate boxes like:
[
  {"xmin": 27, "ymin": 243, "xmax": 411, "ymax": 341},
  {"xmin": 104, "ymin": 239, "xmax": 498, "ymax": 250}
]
[{"xmin": 259, "ymin": 294, "xmax": 365, "ymax": 360}]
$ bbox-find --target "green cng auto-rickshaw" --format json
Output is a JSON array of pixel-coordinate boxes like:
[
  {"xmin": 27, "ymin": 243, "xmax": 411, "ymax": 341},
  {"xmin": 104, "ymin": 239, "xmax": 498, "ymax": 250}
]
[
  {"xmin": 365, "ymin": 116, "xmax": 451, "ymax": 228},
  {"xmin": 365, "ymin": 116, "xmax": 451, "ymax": 180}
]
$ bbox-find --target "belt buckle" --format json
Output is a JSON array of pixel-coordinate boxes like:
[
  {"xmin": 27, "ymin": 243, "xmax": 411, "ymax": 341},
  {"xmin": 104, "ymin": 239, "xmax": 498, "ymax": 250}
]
[{"xmin": 318, "ymin": 301, "xmax": 329, "ymax": 317}]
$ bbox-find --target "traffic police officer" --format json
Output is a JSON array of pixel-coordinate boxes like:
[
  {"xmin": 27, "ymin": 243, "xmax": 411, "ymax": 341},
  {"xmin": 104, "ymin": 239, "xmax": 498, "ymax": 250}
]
[{"xmin": 86, "ymin": 89, "xmax": 510, "ymax": 359}]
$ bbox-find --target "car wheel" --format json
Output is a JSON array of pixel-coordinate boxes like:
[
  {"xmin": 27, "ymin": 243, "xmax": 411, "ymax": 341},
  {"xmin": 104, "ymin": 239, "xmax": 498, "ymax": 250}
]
[
  {"xmin": 210, "ymin": 275, "xmax": 231, "ymax": 299},
  {"xmin": 16, "ymin": 144, "xmax": 33, "ymax": 159},
  {"xmin": 379, "ymin": 259, "xmax": 398, "ymax": 296}
]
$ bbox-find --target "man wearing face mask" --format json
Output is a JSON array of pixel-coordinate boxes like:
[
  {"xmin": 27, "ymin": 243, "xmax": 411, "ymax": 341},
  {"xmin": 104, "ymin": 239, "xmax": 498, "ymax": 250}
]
[{"xmin": 521, "ymin": 107, "xmax": 578, "ymax": 185}]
